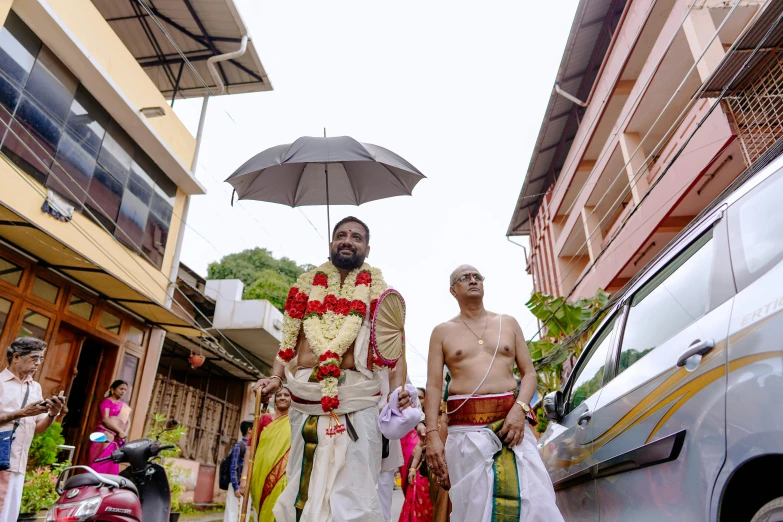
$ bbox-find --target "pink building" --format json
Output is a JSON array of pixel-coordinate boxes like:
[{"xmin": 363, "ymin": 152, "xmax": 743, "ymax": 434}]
[{"xmin": 508, "ymin": 0, "xmax": 773, "ymax": 299}]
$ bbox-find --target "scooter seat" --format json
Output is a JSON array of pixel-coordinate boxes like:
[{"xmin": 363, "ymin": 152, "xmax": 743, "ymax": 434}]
[{"xmin": 64, "ymin": 473, "xmax": 138, "ymax": 496}]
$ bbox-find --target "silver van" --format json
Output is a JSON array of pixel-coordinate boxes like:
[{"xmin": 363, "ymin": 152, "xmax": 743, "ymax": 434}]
[{"xmin": 539, "ymin": 153, "xmax": 783, "ymax": 522}]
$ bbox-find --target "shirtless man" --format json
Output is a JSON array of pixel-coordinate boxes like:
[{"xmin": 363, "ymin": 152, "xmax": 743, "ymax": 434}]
[
  {"xmin": 424, "ymin": 265, "xmax": 563, "ymax": 522},
  {"xmin": 253, "ymin": 216, "xmax": 410, "ymax": 522}
]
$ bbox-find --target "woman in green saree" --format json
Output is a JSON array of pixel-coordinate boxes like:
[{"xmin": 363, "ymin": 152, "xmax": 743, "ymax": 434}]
[{"xmin": 249, "ymin": 387, "xmax": 291, "ymax": 521}]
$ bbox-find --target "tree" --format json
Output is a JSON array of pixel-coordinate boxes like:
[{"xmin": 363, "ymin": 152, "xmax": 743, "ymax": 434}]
[
  {"xmin": 207, "ymin": 248, "xmax": 312, "ymax": 311},
  {"xmin": 525, "ymin": 289, "xmax": 611, "ymax": 398}
]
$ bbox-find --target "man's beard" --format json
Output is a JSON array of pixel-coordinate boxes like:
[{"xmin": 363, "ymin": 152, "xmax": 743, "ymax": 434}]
[{"xmin": 330, "ymin": 246, "xmax": 366, "ymax": 270}]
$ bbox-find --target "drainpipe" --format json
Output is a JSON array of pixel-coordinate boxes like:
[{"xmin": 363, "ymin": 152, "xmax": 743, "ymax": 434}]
[{"xmin": 165, "ymin": 35, "xmax": 250, "ymax": 307}]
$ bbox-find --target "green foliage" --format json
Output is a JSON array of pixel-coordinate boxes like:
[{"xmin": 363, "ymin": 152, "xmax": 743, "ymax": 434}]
[
  {"xmin": 535, "ymin": 408, "xmax": 548, "ymax": 434},
  {"xmin": 27, "ymin": 422, "xmax": 65, "ymax": 469},
  {"xmin": 145, "ymin": 414, "xmax": 190, "ymax": 512},
  {"xmin": 20, "ymin": 461, "xmax": 70, "ymax": 514},
  {"xmin": 526, "ymin": 289, "xmax": 611, "ymax": 398},
  {"xmin": 206, "ymin": 248, "xmax": 312, "ymax": 311}
]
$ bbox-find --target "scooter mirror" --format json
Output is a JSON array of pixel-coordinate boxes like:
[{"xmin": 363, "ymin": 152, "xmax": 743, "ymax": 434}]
[{"xmin": 89, "ymin": 432, "xmax": 108, "ymax": 443}]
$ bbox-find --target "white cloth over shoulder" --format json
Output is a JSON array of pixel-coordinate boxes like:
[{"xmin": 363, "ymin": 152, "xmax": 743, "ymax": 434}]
[{"xmin": 445, "ymin": 423, "xmax": 563, "ymax": 522}]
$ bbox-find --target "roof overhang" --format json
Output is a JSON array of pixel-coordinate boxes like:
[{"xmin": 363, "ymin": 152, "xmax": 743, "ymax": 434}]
[
  {"xmin": 507, "ymin": 0, "xmax": 627, "ymax": 236},
  {"xmin": 700, "ymin": 1, "xmax": 783, "ymax": 97},
  {"xmin": 91, "ymin": 0, "xmax": 272, "ymax": 100},
  {"xmin": 0, "ymin": 204, "xmax": 203, "ymax": 337}
]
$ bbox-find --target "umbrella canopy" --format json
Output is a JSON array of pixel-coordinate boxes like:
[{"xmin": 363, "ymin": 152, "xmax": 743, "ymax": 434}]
[{"xmin": 225, "ymin": 136, "xmax": 425, "ymax": 207}]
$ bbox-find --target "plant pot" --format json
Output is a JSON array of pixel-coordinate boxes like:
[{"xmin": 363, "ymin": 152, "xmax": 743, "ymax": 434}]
[
  {"xmin": 17, "ymin": 514, "xmax": 36, "ymax": 522},
  {"xmin": 169, "ymin": 512, "xmax": 181, "ymax": 522},
  {"xmin": 188, "ymin": 353, "xmax": 205, "ymax": 369}
]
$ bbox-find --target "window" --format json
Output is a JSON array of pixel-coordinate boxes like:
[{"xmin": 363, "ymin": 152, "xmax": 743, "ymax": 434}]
[
  {"xmin": 0, "ymin": 256, "xmax": 22, "ymax": 286},
  {"xmin": 729, "ymin": 167, "xmax": 783, "ymax": 288},
  {"xmin": 67, "ymin": 294, "xmax": 93, "ymax": 320},
  {"xmin": 100, "ymin": 310, "xmax": 121, "ymax": 334},
  {"xmin": 127, "ymin": 325, "xmax": 144, "ymax": 345},
  {"xmin": 19, "ymin": 309, "xmax": 49, "ymax": 339},
  {"xmin": 31, "ymin": 276, "xmax": 58, "ymax": 303},
  {"xmin": 617, "ymin": 231, "xmax": 714, "ymax": 377},
  {"xmin": 118, "ymin": 353, "xmax": 139, "ymax": 404},
  {"xmin": 567, "ymin": 316, "xmax": 617, "ymax": 412},
  {"xmin": 0, "ymin": 15, "xmax": 176, "ymax": 269},
  {"xmin": 0, "ymin": 296, "xmax": 10, "ymax": 334}
]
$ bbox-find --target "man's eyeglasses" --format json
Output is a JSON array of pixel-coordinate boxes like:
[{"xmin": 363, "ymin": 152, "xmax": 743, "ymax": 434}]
[
  {"xmin": 22, "ymin": 354, "xmax": 44, "ymax": 363},
  {"xmin": 454, "ymin": 273, "xmax": 485, "ymax": 284}
]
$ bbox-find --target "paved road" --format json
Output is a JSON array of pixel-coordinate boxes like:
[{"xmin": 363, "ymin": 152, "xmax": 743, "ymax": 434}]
[{"xmin": 181, "ymin": 487, "xmax": 405, "ymax": 522}]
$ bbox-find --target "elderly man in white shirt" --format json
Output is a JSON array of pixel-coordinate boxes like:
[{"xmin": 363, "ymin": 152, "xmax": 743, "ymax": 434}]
[{"xmin": 0, "ymin": 337, "xmax": 65, "ymax": 522}]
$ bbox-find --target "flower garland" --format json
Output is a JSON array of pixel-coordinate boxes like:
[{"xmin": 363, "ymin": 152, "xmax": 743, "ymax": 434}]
[{"xmin": 277, "ymin": 261, "xmax": 386, "ymax": 424}]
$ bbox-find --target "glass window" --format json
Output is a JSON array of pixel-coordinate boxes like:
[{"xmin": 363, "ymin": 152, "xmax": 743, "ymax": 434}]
[
  {"xmin": 0, "ymin": 11, "xmax": 41, "ymax": 88},
  {"xmin": 85, "ymin": 166, "xmax": 122, "ymax": 233},
  {"xmin": 0, "ymin": 256, "xmax": 22, "ymax": 286},
  {"xmin": 100, "ymin": 310, "xmax": 121, "ymax": 334},
  {"xmin": 0, "ymin": 296, "xmax": 11, "ymax": 335},
  {"xmin": 19, "ymin": 309, "xmax": 49, "ymax": 339},
  {"xmin": 142, "ymin": 211, "xmax": 168, "ymax": 268},
  {"xmin": 617, "ymin": 232, "xmax": 714, "ymax": 376},
  {"xmin": 31, "ymin": 277, "xmax": 58, "ymax": 303},
  {"xmin": 23, "ymin": 47, "xmax": 77, "ymax": 124},
  {"xmin": 729, "ymin": 168, "xmax": 783, "ymax": 284},
  {"xmin": 118, "ymin": 353, "xmax": 138, "ymax": 404},
  {"xmin": 96, "ymin": 122, "xmax": 133, "ymax": 184},
  {"xmin": 47, "ymin": 88, "xmax": 107, "ymax": 205},
  {"xmin": 567, "ymin": 316, "xmax": 616, "ymax": 412},
  {"xmin": 116, "ymin": 189, "xmax": 149, "ymax": 251},
  {"xmin": 68, "ymin": 294, "xmax": 93, "ymax": 320},
  {"xmin": 127, "ymin": 325, "xmax": 144, "ymax": 345}
]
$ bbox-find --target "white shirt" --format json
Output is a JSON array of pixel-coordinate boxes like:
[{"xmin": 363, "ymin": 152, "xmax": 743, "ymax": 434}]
[{"xmin": 0, "ymin": 368, "xmax": 45, "ymax": 473}]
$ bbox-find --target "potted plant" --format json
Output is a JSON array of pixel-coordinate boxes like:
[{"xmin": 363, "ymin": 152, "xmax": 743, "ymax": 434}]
[
  {"xmin": 146, "ymin": 414, "xmax": 189, "ymax": 522},
  {"xmin": 19, "ymin": 422, "xmax": 70, "ymax": 521}
]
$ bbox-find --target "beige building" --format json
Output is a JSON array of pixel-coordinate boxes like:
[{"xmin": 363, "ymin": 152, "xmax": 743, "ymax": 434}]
[{"xmin": 0, "ymin": 0, "xmax": 271, "ymax": 498}]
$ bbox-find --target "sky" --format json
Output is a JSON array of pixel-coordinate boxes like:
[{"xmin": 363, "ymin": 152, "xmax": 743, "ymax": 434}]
[{"xmin": 172, "ymin": 1, "xmax": 580, "ymax": 386}]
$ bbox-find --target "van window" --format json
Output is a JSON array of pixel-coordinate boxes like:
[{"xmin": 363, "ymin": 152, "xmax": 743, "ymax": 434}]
[
  {"xmin": 567, "ymin": 316, "xmax": 616, "ymax": 413},
  {"xmin": 728, "ymin": 167, "xmax": 783, "ymax": 289},
  {"xmin": 616, "ymin": 231, "xmax": 714, "ymax": 377}
]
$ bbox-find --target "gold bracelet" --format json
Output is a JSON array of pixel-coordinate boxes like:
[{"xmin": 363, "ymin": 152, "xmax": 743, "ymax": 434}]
[
  {"xmin": 269, "ymin": 375, "xmax": 283, "ymax": 388},
  {"xmin": 240, "ymin": 476, "xmax": 247, "ymax": 480}
]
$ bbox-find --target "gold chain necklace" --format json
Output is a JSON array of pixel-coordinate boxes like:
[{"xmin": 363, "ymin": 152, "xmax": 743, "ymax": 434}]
[{"xmin": 459, "ymin": 311, "xmax": 489, "ymax": 345}]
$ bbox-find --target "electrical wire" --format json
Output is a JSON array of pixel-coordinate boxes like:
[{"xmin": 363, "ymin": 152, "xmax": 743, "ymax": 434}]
[{"xmin": 524, "ymin": 4, "xmax": 782, "ymax": 346}]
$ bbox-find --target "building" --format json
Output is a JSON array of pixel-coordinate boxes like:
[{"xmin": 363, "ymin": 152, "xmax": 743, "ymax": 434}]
[
  {"xmin": 507, "ymin": 0, "xmax": 771, "ymax": 300},
  {"xmin": 0, "ymin": 0, "xmax": 270, "ymax": 475}
]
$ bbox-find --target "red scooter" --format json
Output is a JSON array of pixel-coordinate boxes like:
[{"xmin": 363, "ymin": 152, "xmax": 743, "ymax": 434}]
[{"xmin": 48, "ymin": 423, "xmax": 179, "ymax": 522}]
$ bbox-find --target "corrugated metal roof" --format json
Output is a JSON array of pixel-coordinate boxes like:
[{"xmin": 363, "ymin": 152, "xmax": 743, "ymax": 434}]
[
  {"xmin": 507, "ymin": 0, "xmax": 627, "ymax": 236},
  {"xmin": 91, "ymin": 0, "xmax": 272, "ymax": 100},
  {"xmin": 701, "ymin": 1, "xmax": 783, "ymax": 97}
]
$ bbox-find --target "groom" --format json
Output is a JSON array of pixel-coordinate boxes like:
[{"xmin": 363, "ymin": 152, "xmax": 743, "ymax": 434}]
[{"xmin": 255, "ymin": 216, "xmax": 410, "ymax": 522}]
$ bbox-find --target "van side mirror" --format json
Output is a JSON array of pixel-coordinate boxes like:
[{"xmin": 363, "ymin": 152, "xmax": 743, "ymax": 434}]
[{"xmin": 543, "ymin": 390, "xmax": 564, "ymax": 422}]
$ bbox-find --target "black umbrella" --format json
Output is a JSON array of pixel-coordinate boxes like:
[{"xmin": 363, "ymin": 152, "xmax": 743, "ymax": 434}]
[{"xmin": 225, "ymin": 134, "xmax": 425, "ymax": 237}]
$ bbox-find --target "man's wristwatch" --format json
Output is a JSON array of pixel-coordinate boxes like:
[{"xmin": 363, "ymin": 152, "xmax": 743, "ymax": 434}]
[
  {"xmin": 48, "ymin": 411, "xmax": 59, "ymax": 418},
  {"xmin": 516, "ymin": 400, "xmax": 531, "ymax": 415}
]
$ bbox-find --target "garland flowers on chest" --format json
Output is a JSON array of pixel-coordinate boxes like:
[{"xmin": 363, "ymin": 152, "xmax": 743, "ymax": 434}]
[{"xmin": 277, "ymin": 261, "xmax": 387, "ymax": 433}]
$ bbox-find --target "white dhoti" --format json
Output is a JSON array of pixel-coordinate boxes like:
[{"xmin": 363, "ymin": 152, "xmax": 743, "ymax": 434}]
[
  {"xmin": 445, "ymin": 393, "xmax": 563, "ymax": 522},
  {"xmin": 273, "ymin": 366, "xmax": 385, "ymax": 522}
]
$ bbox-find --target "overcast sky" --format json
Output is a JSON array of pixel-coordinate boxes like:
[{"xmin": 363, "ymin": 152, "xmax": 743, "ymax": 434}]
[{"xmin": 172, "ymin": 0, "xmax": 579, "ymax": 386}]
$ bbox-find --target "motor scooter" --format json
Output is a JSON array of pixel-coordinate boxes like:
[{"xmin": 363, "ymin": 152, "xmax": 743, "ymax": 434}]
[{"xmin": 47, "ymin": 421, "xmax": 180, "ymax": 522}]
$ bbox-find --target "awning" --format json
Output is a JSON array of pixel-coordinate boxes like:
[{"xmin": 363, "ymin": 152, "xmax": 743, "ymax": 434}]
[
  {"xmin": 0, "ymin": 204, "xmax": 203, "ymax": 338},
  {"xmin": 91, "ymin": 0, "xmax": 272, "ymax": 100}
]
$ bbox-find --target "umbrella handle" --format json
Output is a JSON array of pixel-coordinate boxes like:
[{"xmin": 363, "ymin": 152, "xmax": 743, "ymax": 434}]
[{"xmin": 231, "ymin": 189, "xmax": 236, "ymax": 207}]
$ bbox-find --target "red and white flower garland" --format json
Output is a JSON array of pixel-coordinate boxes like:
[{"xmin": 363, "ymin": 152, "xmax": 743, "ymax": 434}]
[{"xmin": 277, "ymin": 261, "xmax": 386, "ymax": 417}]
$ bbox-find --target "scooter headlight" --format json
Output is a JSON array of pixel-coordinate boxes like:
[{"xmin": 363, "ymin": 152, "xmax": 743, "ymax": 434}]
[{"xmin": 46, "ymin": 495, "xmax": 102, "ymax": 522}]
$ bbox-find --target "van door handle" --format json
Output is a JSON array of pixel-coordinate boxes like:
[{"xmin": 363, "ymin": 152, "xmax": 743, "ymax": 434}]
[
  {"xmin": 577, "ymin": 411, "xmax": 592, "ymax": 427},
  {"xmin": 676, "ymin": 339, "xmax": 715, "ymax": 367}
]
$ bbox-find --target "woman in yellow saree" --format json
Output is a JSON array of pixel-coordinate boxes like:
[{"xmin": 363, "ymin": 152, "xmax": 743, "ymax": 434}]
[{"xmin": 250, "ymin": 387, "xmax": 291, "ymax": 521}]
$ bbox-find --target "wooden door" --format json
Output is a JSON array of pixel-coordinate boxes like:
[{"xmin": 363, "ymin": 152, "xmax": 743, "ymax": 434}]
[{"xmin": 39, "ymin": 325, "xmax": 84, "ymax": 399}]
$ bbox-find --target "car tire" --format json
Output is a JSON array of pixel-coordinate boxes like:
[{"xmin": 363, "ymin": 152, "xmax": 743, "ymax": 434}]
[{"xmin": 752, "ymin": 497, "xmax": 783, "ymax": 522}]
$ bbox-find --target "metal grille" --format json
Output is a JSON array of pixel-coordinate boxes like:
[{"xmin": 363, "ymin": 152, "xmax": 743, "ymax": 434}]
[{"xmin": 724, "ymin": 47, "xmax": 783, "ymax": 165}]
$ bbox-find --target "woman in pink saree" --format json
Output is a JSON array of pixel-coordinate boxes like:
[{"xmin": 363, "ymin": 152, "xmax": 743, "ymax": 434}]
[
  {"xmin": 399, "ymin": 388, "xmax": 433, "ymax": 522},
  {"xmin": 88, "ymin": 380, "xmax": 132, "ymax": 474}
]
